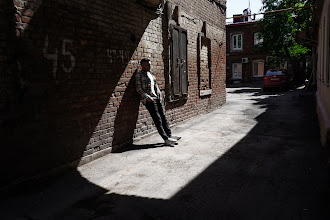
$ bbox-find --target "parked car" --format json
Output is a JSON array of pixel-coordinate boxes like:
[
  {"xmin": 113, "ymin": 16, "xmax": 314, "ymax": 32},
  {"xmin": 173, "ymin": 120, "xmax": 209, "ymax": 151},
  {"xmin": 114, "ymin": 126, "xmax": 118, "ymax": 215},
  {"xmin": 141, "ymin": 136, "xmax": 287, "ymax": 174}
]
[{"xmin": 263, "ymin": 70, "xmax": 290, "ymax": 91}]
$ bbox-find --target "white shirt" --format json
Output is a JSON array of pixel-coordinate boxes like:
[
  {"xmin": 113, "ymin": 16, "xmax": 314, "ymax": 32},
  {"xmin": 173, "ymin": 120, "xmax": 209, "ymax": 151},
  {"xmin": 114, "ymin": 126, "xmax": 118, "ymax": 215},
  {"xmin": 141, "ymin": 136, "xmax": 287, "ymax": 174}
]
[{"xmin": 147, "ymin": 71, "xmax": 157, "ymax": 97}]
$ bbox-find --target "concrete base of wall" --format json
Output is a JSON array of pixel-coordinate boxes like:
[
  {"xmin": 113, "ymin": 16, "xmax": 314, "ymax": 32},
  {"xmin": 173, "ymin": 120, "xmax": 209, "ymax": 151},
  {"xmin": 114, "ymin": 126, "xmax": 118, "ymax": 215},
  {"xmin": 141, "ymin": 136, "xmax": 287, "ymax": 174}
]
[
  {"xmin": 316, "ymin": 92, "xmax": 330, "ymax": 155},
  {"xmin": 78, "ymin": 147, "xmax": 113, "ymax": 166}
]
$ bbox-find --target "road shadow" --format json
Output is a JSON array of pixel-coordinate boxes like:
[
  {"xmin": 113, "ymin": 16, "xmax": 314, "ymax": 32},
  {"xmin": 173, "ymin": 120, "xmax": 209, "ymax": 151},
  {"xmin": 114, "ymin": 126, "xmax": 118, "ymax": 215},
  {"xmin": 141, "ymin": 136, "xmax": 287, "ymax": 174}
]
[
  {"xmin": 54, "ymin": 87, "xmax": 329, "ymax": 219},
  {"xmin": 226, "ymin": 82, "xmax": 263, "ymax": 88},
  {"xmin": 227, "ymin": 86, "xmax": 299, "ymax": 97},
  {"xmin": 227, "ymin": 88, "xmax": 262, "ymax": 94}
]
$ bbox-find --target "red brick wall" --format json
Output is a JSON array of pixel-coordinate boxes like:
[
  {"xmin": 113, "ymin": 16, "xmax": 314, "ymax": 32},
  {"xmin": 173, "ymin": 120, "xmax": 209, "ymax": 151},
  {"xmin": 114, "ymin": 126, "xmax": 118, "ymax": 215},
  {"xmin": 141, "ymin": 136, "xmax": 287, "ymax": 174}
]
[
  {"xmin": 0, "ymin": 0, "xmax": 226, "ymax": 188},
  {"xmin": 226, "ymin": 22, "xmax": 272, "ymax": 82}
]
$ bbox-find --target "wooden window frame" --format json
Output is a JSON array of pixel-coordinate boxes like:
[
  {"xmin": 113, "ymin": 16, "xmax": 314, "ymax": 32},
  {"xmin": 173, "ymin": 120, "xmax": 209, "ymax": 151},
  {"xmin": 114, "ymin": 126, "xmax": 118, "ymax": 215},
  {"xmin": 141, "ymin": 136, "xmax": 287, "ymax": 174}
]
[
  {"xmin": 232, "ymin": 63, "xmax": 242, "ymax": 79},
  {"xmin": 197, "ymin": 32, "xmax": 212, "ymax": 96},
  {"xmin": 252, "ymin": 60, "xmax": 265, "ymax": 77},
  {"xmin": 232, "ymin": 34, "xmax": 243, "ymax": 51},
  {"xmin": 170, "ymin": 25, "xmax": 188, "ymax": 99}
]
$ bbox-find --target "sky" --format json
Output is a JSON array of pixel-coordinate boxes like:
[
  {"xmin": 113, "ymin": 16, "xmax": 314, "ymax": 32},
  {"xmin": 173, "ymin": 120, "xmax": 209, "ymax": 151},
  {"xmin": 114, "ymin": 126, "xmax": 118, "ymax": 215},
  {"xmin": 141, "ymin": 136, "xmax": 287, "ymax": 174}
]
[{"xmin": 226, "ymin": 0, "xmax": 264, "ymax": 21}]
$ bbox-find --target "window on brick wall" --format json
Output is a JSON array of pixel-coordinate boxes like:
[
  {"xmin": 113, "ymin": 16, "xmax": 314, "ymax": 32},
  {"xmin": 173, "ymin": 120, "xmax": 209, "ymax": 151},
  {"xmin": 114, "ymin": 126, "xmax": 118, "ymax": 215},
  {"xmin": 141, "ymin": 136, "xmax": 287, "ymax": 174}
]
[
  {"xmin": 232, "ymin": 34, "xmax": 242, "ymax": 51},
  {"xmin": 254, "ymin": 32, "xmax": 264, "ymax": 45},
  {"xmin": 232, "ymin": 63, "xmax": 242, "ymax": 79},
  {"xmin": 253, "ymin": 60, "xmax": 264, "ymax": 77},
  {"xmin": 198, "ymin": 33, "xmax": 212, "ymax": 92},
  {"xmin": 171, "ymin": 25, "xmax": 188, "ymax": 97}
]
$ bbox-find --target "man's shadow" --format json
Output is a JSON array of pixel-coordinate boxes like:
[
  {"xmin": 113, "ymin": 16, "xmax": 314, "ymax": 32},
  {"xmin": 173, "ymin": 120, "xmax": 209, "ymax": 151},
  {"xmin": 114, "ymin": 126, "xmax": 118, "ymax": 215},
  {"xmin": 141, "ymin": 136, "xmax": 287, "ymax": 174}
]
[
  {"xmin": 113, "ymin": 143, "xmax": 168, "ymax": 153},
  {"xmin": 111, "ymin": 70, "xmax": 141, "ymax": 151}
]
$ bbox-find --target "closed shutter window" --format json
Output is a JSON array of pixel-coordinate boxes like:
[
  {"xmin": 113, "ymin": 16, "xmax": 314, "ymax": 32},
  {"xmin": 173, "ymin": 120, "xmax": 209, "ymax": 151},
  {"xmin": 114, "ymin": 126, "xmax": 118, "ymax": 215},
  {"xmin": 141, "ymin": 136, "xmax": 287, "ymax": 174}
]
[
  {"xmin": 171, "ymin": 26, "xmax": 188, "ymax": 97},
  {"xmin": 171, "ymin": 28, "xmax": 180, "ymax": 95}
]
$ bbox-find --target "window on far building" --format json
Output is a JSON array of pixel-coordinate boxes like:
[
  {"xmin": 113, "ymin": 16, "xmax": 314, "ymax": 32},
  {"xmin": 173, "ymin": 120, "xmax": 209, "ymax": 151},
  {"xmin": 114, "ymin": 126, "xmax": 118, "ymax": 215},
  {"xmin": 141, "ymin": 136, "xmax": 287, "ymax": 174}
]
[
  {"xmin": 232, "ymin": 63, "xmax": 242, "ymax": 79},
  {"xmin": 232, "ymin": 34, "xmax": 242, "ymax": 50},
  {"xmin": 254, "ymin": 32, "xmax": 264, "ymax": 45},
  {"xmin": 253, "ymin": 60, "xmax": 264, "ymax": 77}
]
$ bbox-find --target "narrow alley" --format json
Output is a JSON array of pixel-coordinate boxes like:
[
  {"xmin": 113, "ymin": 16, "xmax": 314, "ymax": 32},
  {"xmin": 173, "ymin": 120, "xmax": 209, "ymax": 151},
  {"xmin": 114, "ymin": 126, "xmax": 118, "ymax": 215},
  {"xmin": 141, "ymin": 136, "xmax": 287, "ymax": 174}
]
[{"xmin": 2, "ymin": 84, "xmax": 329, "ymax": 219}]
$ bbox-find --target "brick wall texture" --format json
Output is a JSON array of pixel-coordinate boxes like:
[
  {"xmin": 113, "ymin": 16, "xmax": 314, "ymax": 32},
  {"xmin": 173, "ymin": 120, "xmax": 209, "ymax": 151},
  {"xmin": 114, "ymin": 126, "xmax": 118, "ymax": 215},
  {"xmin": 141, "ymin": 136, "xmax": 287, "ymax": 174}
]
[{"xmin": 0, "ymin": 0, "xmax": 226, "ymax": 187}]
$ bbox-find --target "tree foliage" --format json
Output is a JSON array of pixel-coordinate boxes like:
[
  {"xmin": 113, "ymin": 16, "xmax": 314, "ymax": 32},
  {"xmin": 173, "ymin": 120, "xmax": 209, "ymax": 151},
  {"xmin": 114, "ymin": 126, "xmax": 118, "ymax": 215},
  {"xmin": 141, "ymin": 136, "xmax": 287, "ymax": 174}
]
[{"xmin": 257, "ymin": 0, "xmax": 313, "ymax": 67}]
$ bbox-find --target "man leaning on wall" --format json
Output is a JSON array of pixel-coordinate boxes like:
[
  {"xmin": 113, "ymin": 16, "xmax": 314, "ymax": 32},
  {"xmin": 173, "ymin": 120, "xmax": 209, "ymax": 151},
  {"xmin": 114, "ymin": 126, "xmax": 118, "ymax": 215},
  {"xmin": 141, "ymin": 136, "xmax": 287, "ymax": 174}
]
[{"xmin": 135, "ymin": 58, "xmax": 181, "ymax": 146}]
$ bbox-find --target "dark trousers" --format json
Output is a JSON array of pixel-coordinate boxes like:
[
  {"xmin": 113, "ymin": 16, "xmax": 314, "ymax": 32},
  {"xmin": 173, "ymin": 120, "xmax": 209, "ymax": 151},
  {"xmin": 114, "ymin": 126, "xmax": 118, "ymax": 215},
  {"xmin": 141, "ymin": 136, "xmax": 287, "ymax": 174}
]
[{"xmin": 145, "ymin": 99, "xmax": 171, "ymax": 140}]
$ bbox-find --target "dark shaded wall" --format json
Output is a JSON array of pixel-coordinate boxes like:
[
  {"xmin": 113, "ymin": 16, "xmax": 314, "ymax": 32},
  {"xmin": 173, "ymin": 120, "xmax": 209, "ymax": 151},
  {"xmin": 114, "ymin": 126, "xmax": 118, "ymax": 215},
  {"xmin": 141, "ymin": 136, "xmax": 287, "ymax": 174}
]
[
  {"xmin": 0, "ymin": 0, "xmax": 226, "ymax": 188},
  {"xmin": 315, "ymin": 0, "xmax": 330, "ymax": 155}
]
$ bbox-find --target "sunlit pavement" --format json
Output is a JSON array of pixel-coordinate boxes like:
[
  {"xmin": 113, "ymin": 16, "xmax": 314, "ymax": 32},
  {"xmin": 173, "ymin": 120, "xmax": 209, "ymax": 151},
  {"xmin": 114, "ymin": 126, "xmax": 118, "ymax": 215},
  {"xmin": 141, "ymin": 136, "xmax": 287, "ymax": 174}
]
[{"xmin": 2, "ymin": 83, "xmax": 329, "ymax": 219}]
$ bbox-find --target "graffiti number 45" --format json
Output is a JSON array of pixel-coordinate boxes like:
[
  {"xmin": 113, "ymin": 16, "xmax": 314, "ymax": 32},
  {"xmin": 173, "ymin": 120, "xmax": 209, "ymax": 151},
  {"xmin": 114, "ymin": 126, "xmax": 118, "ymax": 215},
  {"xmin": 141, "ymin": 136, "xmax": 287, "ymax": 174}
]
[{"xmin": 43, "ymin": 35, "xmax": 75, "ymax": 79}]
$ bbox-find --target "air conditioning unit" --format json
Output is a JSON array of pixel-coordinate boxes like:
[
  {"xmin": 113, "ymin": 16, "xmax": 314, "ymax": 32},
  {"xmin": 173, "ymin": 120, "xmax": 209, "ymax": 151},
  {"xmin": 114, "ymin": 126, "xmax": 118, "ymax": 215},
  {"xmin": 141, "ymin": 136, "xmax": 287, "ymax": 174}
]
[
  {"xmin": 242, "ymin": 58, "xmax": 249, "ymax": 63},
  {"xmin": 266, "ymin": 56, "xmax": 273, "ymax": 62}
]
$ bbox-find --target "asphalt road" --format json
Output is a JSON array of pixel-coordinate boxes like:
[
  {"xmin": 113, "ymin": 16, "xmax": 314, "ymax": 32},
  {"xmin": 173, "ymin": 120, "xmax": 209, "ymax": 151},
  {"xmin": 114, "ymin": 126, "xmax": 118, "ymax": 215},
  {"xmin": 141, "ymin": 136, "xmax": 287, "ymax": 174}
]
[{"xmin": 2, "ymin": 84, "xmax": 329, "ymax": 220}]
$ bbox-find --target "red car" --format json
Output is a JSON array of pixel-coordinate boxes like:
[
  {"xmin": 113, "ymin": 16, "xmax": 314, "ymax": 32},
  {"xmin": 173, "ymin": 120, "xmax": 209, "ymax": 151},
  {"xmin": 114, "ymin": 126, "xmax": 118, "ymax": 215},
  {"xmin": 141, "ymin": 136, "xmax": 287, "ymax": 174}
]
[{"xmin": 263, "ymin": 70, "xmax": 290, "ymax": 91}]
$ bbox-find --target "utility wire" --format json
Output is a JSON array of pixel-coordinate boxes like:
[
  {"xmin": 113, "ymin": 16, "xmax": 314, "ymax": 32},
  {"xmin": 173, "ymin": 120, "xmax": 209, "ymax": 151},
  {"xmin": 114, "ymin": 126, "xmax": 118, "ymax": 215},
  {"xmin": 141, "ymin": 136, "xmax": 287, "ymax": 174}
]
[{"xmin": 226, "ymin": 5, "xmax": 315, "ymax": 20}]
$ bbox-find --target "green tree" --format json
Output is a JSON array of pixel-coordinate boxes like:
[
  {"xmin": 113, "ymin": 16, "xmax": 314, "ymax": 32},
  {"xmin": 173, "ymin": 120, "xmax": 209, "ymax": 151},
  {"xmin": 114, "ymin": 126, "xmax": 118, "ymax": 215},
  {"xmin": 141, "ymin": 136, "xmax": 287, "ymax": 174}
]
[{"xmin": 257, "ymin": 0, "xmax": 313, "ymax": 82}]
